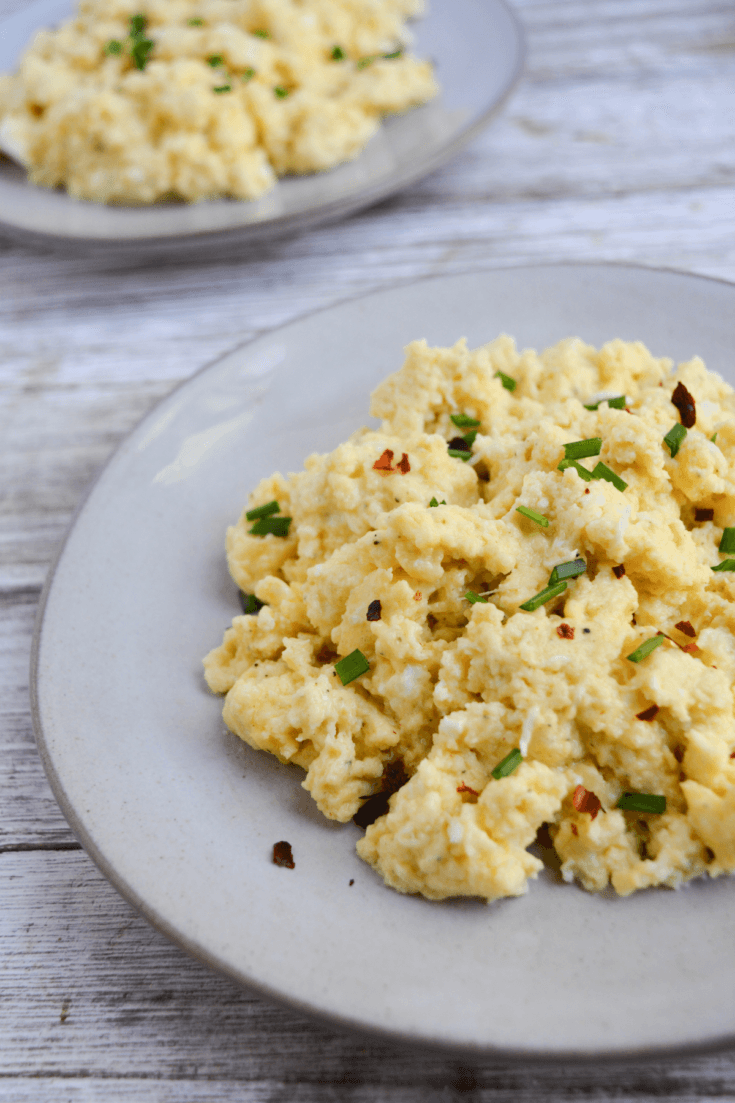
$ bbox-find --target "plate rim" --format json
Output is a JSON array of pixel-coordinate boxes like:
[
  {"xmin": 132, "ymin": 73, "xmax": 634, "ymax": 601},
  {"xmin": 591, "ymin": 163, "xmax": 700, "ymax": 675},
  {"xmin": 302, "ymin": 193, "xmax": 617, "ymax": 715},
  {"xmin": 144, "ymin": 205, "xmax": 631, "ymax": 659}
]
[
  {"xmin": 29, "ymin": 262, "xmax": 735, "ymax": 1061},
  {"xmin": 0, "ymin": 0, "xmax": 525, "ymax": 254}
]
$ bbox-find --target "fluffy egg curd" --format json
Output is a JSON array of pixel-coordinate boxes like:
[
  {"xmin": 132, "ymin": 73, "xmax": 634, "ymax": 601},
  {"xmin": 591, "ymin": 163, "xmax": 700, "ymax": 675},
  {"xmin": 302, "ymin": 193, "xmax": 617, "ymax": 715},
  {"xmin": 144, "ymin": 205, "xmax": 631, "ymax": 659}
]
[
  {"xmin": 203, "ymin": 333, "xmax": 735, "ymax": 902},
  {"xmin": 0, "ymin": 0, "xmax": 436, "ymax": 203}
]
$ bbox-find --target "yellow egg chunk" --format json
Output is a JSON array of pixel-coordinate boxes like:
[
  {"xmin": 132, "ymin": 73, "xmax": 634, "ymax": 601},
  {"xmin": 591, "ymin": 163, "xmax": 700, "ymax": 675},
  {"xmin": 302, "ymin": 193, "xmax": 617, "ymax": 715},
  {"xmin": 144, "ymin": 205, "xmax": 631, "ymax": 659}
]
[
  {"xmin": 0, "ymin": 0, "xmax": 437, "ymax": 204},
  {"xmin": 204, "ymin": 333, "xmax": 735, "ymax": 901}
]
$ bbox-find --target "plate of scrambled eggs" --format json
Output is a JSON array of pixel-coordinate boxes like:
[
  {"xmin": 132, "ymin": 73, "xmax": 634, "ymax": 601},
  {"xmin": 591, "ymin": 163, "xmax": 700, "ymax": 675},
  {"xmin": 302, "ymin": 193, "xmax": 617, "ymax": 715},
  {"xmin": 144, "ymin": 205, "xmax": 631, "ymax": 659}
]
[
  {"xmin": 32, "ymin": 265, "xmax": 735, "ymax": 1056},
  {"xmin": 0, "ymin": 0, "xmax": 523, "ymax": 256}
]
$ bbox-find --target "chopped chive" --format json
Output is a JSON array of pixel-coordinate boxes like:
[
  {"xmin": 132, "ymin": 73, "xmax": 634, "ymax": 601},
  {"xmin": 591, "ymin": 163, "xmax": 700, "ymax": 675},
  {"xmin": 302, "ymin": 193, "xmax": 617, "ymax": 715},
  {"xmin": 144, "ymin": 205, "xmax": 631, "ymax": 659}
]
[
  {"xmin": 428, "ymin": 497, "xmax": 446, "ymax": 507},
  {"xmin": 564, "ymin": 438, "xmax": 602, "ymax": 461},
  {"xmin": 448, "ymin": 449, "xmax": 472, "ymax": 461},
  {"xmin": 105, "ymin": 39, "xmax": 122, "ymax": 54},
  {"xmin": 519, "ymin": 579, "xmax": 567, "ymax": 612},
  {"xmin": 213, "ymin": 84, "xmax": 231, "ymax": 92},
  {"xmin": 626, "ymin": 634, "xmax": 665, "ymax": 662},
  {"xmin": 274, "ymin": 85, "xmax": 289, "ymax": 97},
  {"xmin": 334, "ymin": 648, "xmax": 370, "ymax": 686},
  {"xmin": 548, "ymin": 558, "xmax": 586, "ymax": 584},
  {"xmin": 249, "ymin": 516, "xmax": 292, "ymax": 537},
  {"xmin": 584, "ymin": 395, "xmax": 625, "ymax": 411},
  {"xmin": 331, "ymin": 45, "xmax": 345, "ymax": 59},
  {"xmin": 719, "ymin": 527, "xmax": 735, "ymax": 554},
  {"xmin": 188, "ymin": 17, "xmax": 203, "ymax": 25},
  {"xmin": 246, "ymin": 500, "xmax": 279, "ymax": 521},
  {"xmin": 207, "ymin": 54, "xmax": 223, "ymax": 66},
  {"xmin": 664, "ymin": 423, "xmax": 687, "ymax": 457},
  {"xmin": 462, "ymin": 430, "xmax": 478, "ymax": 447},
  {"xmin": 495, "ymin": 371, "xmax": 516, "ymax": 392},
  {"xmin": 558, "ymin": 458, "xmax": 594, "ymax": 482},
  {"xmin": 711, "ymin": 432, "xmax": 718, "ymax": 443},
  {"xmin": 383, "ymin": 49, "xmax": 402, "ymax": 58},
  {"xmin": 516, "ymin": 505, "xmax": 549, "ymax": 527},
  {"xmin": 130, "ymin": 13, "xmax": 147, "ymax": 36},
  {"xmin": 465, "ymin": 591, "xmax": 489, "ymax": 604},
  {"xmin": 491, "ymin": 748, "xmax": 522, "ymax": 780},
  {"xmin": 591, "ymin": 461, "xmax": 628, "ymax": 492},
  {"xmin": 450, "ymin": 413, "xmax": 481, "ymax": 429},
  {"xmin": 356, "ymin": 55, "xmax": 375, "ymax": 68},
  {"xmin": 616, "ymin": 792, "xmax": 667, "ymax": 815},
  {"xmin": 253, "ymin": 28, "xmax": 269, "ymax": 37},
  {"xmin": 242, "ymin": 68, "xmax": 255, "ymax": 81},
  {"xmin": 712, "ymin": 559, "xmax": 735, "ymax": 572},
  {"xmin": 131, "ymin": 38, "xmax": 153, "ymax": 69},
  {"xmin": 239, "ymin": 591, "xmax": 264, "ymax": 615}
]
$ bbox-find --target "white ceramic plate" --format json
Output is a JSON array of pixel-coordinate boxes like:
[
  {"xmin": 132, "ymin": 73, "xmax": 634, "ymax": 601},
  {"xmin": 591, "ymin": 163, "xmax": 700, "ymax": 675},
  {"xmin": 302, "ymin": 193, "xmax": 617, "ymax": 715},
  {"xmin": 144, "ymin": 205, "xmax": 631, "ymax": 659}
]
[
  {"xmin": 0, "ymin": 0, "xmax": 523, "ymax": 258},
  {"xmin": 32, "ymin": 265, "xmax": 735, "ymax": 1058}
]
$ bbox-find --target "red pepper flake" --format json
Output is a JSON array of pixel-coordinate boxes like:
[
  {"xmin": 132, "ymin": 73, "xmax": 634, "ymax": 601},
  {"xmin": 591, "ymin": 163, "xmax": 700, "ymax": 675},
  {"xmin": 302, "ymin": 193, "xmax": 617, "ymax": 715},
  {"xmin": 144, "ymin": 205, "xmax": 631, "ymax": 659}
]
[
  {"xmin": 584, "ymin": 488, "xmax": 590, "ymax": 494},
  {"xmin": 636, "ymin": 704, "xmax": 659, "ymax": 721},
  {"xmin": 613, "ymin": 564, "xmax": 626, "ymax": 579},
  {"xmin": 571, "ymin": 823, "xmax": 578, "ymax": 836},
  {"xmin": 572, "ymin": 785, "xmax": 601, "ymax": 819},
  {"xmin": 457, "ymin": 783, "xmax": 479, "ymax": 796},
  {"xmin": 413, "ymin": 591, "xmax": 422, "ymax": 601},
  {"xmin": 316, "ymin": 642, "xmax": 338, "ymax": 663},
  {"xmin": 730, "ymin": 751, "xmax": 735, "ymax": 759},
  {"xmin": 373, "ymin": 449, "xmax": 394, "ymax": 473},
  {"xmin": 681, "ymin": 642, "xmax": 700, "ymax": 654},
  {"xmin": 556, "ymin": 623, "xmax": 574, "ymax": 639},
  {"xmin": 695, "ymin": 508, "xmax": 714, "ymax": 522},
  {"xmin": 673, "ymin": 745, "xmax": 685, "ymax": 763},
  {"xmin": 397, "ymin": 452, "xmax": 411, "ymax": 474},
  {"xmin": 675, "ymin": 620, "xmax": 696, "ymax": 638},
  {"xmin": 273, "ymin": 841, "xmax": 294, "ymax": 868},
  {"xmin": 349, "ymin": 878, "xmax": 354, "ymax": 885},
  {"xmin": 366, "ymin": 599, "xmax": 382, "ymax": 621},
  {"xmin": 672, "ymin": 381, "xmax": 696, "ymax": 428}
]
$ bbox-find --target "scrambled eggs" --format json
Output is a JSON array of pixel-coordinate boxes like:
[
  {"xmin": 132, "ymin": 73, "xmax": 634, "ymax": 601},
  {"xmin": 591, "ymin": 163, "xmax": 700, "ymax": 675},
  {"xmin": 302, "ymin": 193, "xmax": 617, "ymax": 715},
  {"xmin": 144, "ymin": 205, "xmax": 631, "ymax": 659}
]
[
  {"xmin": 0, "ymin": 0, "xmax": 436, "ymax": 203},
  {"xmin": 204, "ymin": 334, "xmax": 735, "ymax": 902}
]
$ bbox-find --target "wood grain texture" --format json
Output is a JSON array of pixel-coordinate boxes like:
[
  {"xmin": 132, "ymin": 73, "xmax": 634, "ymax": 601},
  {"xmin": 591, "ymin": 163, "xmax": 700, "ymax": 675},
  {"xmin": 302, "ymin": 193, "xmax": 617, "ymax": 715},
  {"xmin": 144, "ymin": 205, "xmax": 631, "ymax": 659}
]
[{"xmin": 2, "ymin": 0, "xmax": 735, "ymax": 1095}]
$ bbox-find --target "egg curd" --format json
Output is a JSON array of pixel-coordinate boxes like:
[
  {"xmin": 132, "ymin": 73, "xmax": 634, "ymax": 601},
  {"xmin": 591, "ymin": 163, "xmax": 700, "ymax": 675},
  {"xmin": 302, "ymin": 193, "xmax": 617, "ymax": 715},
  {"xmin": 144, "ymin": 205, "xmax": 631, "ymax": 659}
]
[
  {"xmin": 0, "ymin": 0, "xmax": 436, "ymax": 203},
  {"xmin": 204, "ymin": 333, "xmax": 735, "ymax": 902}
]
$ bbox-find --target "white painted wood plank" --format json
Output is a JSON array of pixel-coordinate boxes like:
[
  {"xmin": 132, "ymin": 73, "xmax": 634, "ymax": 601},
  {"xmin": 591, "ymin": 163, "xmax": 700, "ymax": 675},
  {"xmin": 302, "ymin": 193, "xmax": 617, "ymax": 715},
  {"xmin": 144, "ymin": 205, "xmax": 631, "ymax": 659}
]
[{"xmin": 2, "ymin": 850, "xmax": 735, "ymax": 1092}]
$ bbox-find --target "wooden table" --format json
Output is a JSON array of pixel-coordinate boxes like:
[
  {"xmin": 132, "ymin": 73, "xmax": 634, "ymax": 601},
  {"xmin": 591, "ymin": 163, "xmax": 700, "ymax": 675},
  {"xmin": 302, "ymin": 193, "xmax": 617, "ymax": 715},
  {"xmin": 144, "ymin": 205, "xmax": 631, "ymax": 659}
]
[{"xmin": 3, "ymin": 1, "xmax": 735, "ymax": 1097}]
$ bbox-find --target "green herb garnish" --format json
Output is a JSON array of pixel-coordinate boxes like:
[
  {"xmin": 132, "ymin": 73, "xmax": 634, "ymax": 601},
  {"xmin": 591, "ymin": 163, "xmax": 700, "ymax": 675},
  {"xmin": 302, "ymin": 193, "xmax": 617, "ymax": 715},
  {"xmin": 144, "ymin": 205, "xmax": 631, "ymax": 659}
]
[
  {"xmin": 249, "ymin": 516, "xmax": 292, "ymax": 537},
  {"xmin": 274, "ymin": 85, "xmax": 289, "ymax": 97},
  {"xmin": 664, "ymin": 423, "xmax": 687, "ymax": 457},
  {"xmin": 616, "ymin": 792, "xmax": 667, "ymax": 815},
  {"xmin": 712, "ymin": 433, "xmax": 718, "ymax": 444},
  {"xmin": 105, "ymin": 39, "xmax": 122, "ymax": 54},
  {"xmin": 239, "ymin": 591, "xmax": 264, "ymax": 615},
  {"xmin": 383, "ymin": 49, "xmax": 402, "ymax": 59},
  {"xmin": 213, "ymin": 84, "xmax": 231, "ymax": 92},
  {"xmin": 591, "ymin": 461, "xmax": 628, "ymax": 492},
  {"xmin": 450, "ymin": 414, "xmax": 481, "ymax": 429},
  {"xmin": 465, "ymin": 591, "xmax": 489, "ymax": 604},
  {"xmin": 246, "ymin": 500, "xmax": 279, "ymax": 521},
  {"xmin": 242, "ymin": 68, "xmax": 255, "ymax": 81},
  {"xmin": 558, "ymin": 458, "xmax": 594, "ymax": 482},
  {"xmin": 130, "ymin": 13, "xmax": 147, "ymax": 36},
  {"xmin": 334, "ymin": 649, "xmax": 370, "ymax": 686},
  {"xmin": 492, "ymin": 748, "xmax": 522, "ymax": 780},
  {"xmin": 462, "ymin": 430, "xmax": 478, "ymax": 447},
  {"xmin": 188, "ymin": 17, "xmax": 203, "ymax": 25},
  {"xmin": 712, "ymin": 560, "xmax": 735, "ymax": 572},
  {"xmin": 131, "ymin": 37, "xmax": 154, "ymax": 69},
  {"xmin": 448, "ymin": 449, "xmax": 472, "ymax": 461},
  {"xmin": 586, "ymin": 395, "xmax": 626, "ymax": 410},
  {"xmin": 626, "ymin": 634, "xmax": 665, "ymax": 662},
  {"xmin": 495, "ymin": 371, "xmax": 516, "ymax": 392},
  {"xmin": 429, "ymin": 497, "xmax": 446, "ymax": 507},
  {"xmin": 331, "ymin": 45, "xmax": 345, "ymax": 59},
  {"xmin": 519, "ymin": 579, "xmax": 567, "ymax": 612},
  {"xmin": 548, "ymin": 558, "xmax": 586, "ymax": 584},
  {"xmin": 515, "ymin": 505, "xmax": 549, "ymax": 528},
  {"xmin": 564, "ymin": 438, "xmax": 602, "ymax": 461},
  {"xmin": 356, "ymin": 55, "xmax": 375, "ymax": 68},
  {"xmin": 207, "ymin": 54, "xmax": 223, "ymax": 66},
  {"xmin": 719, "ymin": 527, "xmax": 735, "ymax": 554},
  {"xmin": 253, "ymin": 28, "xmax": 269, "ymax": 37}
]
